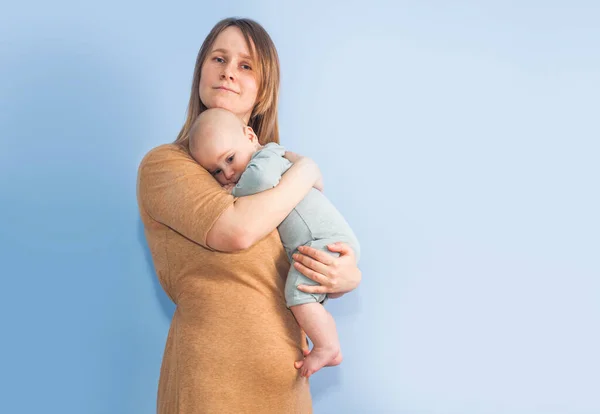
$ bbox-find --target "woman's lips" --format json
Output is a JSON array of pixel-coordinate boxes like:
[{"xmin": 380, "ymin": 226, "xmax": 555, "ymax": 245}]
[{"xmin": 214, "ymin": 86, "xmax": 238, "ymax": 94}]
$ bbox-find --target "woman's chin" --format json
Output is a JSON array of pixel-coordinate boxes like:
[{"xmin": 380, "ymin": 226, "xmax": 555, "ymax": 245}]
[
  {"xmin": 206, "ymin": 99, "xmax": 237, "ymax": 114},
  {"xmin": 202, "ymin": 97, "xmax": 251, "ymax": 123}
]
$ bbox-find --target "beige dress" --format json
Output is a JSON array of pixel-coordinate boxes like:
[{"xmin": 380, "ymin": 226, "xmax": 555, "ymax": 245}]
[{"xmin": 137, "ymin": 144, "xmax": 312, "ymax": 413}]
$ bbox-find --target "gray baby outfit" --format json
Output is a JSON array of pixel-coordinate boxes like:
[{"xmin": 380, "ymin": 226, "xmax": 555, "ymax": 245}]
[{"xmin": 232, "ymin": 143, "xmax": 361, "ymax": 307}]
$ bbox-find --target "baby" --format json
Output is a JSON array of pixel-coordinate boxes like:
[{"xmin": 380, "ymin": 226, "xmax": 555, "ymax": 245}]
[{"xmin": 189, "ymin": 108, "xmax": 360, "ymax": 378}]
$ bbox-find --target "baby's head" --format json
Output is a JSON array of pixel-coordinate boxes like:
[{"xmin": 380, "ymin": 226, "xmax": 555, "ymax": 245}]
[{"xmin": 189, "ymin": 108, "xmax": 261, "ymax": 186}]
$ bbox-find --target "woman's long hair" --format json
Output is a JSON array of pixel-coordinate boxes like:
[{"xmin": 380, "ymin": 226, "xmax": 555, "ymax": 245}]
[{"xmin": 174, "ymin": 18, "xmax": 280, "ymax": 148}]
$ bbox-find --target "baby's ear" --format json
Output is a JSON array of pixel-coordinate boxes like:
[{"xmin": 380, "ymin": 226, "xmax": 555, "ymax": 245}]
[{"xmin": 245, "ymin": 126, "xmax": 258, "ymax": 143}]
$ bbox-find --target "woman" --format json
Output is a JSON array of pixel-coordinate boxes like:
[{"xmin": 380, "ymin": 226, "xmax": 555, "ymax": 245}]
[{"xmin": 137, "ymin": 17, "xmax": 361, "ymax": 413}]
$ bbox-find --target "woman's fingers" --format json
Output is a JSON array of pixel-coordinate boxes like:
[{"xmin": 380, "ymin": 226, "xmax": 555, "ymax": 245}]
[
  {"xmin": 293, "ymin": 262, "xmax": 328, "ymax": 286},
  {"xmin": 326, "ymin": 242, "xmax": 355, "ymax": 257},
  {"xmin": 284, "ymin": 151, "xmax": 302, "ymax": 163},
  {"xmin": 297, "ymin": 245, "xmax": 335, "ymax": 266},
  {"xmin": 292, "ymin": 251, "xmax": 329, "ymax": 276},
  {"xmin": 293, "ymin": 243, "xmax": 358, "ymax": 294}
]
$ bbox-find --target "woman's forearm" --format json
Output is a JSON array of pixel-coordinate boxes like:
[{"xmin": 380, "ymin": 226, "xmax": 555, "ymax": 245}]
[{"xmin": 207, "ymin": 159, "xmax": 318, "ymax": 252}]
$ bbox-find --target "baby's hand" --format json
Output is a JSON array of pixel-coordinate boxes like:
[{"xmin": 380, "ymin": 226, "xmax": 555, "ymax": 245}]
[{"xmin": 223, "ymin": 183, "xmax": 235, "ymax": 193}]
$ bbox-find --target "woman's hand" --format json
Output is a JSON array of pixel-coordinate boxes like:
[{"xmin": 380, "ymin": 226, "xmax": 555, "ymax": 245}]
[
  {"xmin": 283, "ymin": 150, "xmax": 303, "ymax": 164},
  {"xmin": 293, "ymin": 242, "xmax": 361, "ymax": 296},
  {"xmin": 284, "ymin": 151, "xmax": 323, "ymax": 192}
]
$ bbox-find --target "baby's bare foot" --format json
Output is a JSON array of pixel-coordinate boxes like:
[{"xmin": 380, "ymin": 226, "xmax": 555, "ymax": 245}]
[
  {"xmin": 299, "ymin": 346, "xmax": 343, "ymax": 378},
  {"xmin": 295, "ymin": 348, "xmax": 343, "ymax": 370}
]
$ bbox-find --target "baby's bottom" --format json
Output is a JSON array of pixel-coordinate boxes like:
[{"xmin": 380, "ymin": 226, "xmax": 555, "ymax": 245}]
[{"xmin": 291, "ymin": 302, "xmax": 342, "ymax": 378}]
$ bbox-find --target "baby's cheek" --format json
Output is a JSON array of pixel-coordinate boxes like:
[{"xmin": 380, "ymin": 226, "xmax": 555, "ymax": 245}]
[{"xmin": 235, "ymin": 162, "xmax": 247, "ymax": 174}]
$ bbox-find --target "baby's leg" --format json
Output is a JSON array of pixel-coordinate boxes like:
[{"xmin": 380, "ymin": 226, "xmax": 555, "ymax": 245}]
[
  {"xmin": 285, "ymin": 239, "xmax": 345, "ymax": 378},
  {"xmin": 291, "ymin": 302, "xmax": 342, "ymax": 378}
]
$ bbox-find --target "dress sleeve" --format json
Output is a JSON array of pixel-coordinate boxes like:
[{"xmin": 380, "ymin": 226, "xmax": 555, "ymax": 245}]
[
  {"xmin": 232, "ymin": 148, "xmax": 291, "ymax": 197},
  {"xmin": 137, "ymin": 145, "xmax": 235, "ymax": 249}
]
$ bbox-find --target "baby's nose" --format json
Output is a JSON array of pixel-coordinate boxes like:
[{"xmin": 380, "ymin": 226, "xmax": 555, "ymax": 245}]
[{"xmin": 224, "ymin": 169, "xmax": 235, "ymax": 180}]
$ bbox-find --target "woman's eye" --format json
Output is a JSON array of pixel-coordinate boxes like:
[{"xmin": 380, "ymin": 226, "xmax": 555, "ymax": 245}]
[
  {"xmin": 214, "ymin": 57, "xmax": 225, "ymax": 63},
  {"xmin": 241, "ymin": 64, "xmax": 252, "ymax": 70}
]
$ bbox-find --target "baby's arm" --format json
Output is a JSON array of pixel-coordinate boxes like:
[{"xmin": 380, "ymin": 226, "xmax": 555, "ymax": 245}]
[{"xmin": 232, "ymin": 149, "xmax": 290, "ymax": 197}]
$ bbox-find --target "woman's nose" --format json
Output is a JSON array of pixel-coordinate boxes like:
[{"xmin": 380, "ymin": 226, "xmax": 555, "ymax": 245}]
[{"xmin": 220, "ymin": 64, "xmax": 234, "ymax": 80}]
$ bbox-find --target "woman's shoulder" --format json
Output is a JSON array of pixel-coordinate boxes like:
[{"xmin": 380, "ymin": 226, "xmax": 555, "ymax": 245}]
[
  {"xmin": 138, "ymin": 143, "xmax": 199, "ymax": 175},
  {"xmin": 139, "ymin": 143, "xmax": 192, "ymax": 167}
]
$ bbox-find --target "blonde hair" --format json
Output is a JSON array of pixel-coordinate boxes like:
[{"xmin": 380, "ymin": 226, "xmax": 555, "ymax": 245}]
[{"xmin": 174, "ymin": 18, "xmax": 280, "ymax": 148}]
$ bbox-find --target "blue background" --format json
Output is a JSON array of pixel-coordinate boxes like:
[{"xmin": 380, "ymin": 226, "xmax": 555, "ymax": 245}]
[{"xmin": 1, "ymin": 1, "xmax": 598, "ymax": 413}]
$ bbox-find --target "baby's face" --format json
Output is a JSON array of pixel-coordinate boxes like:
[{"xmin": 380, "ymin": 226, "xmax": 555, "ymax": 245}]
[{"xmin": 192, "ymin": 122, "xmax": 259, "ymax": 186}]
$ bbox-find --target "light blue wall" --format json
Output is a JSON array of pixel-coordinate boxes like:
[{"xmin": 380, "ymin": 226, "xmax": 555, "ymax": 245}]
[{"xmin": 1, "ymin": 1, "xmax": 598, "ymax": 413}]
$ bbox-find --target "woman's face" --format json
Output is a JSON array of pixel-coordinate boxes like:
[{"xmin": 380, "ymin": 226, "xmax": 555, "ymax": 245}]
[{"xmin": 199, "ymin": 26, "xmax": 259, "ymax": 124}]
